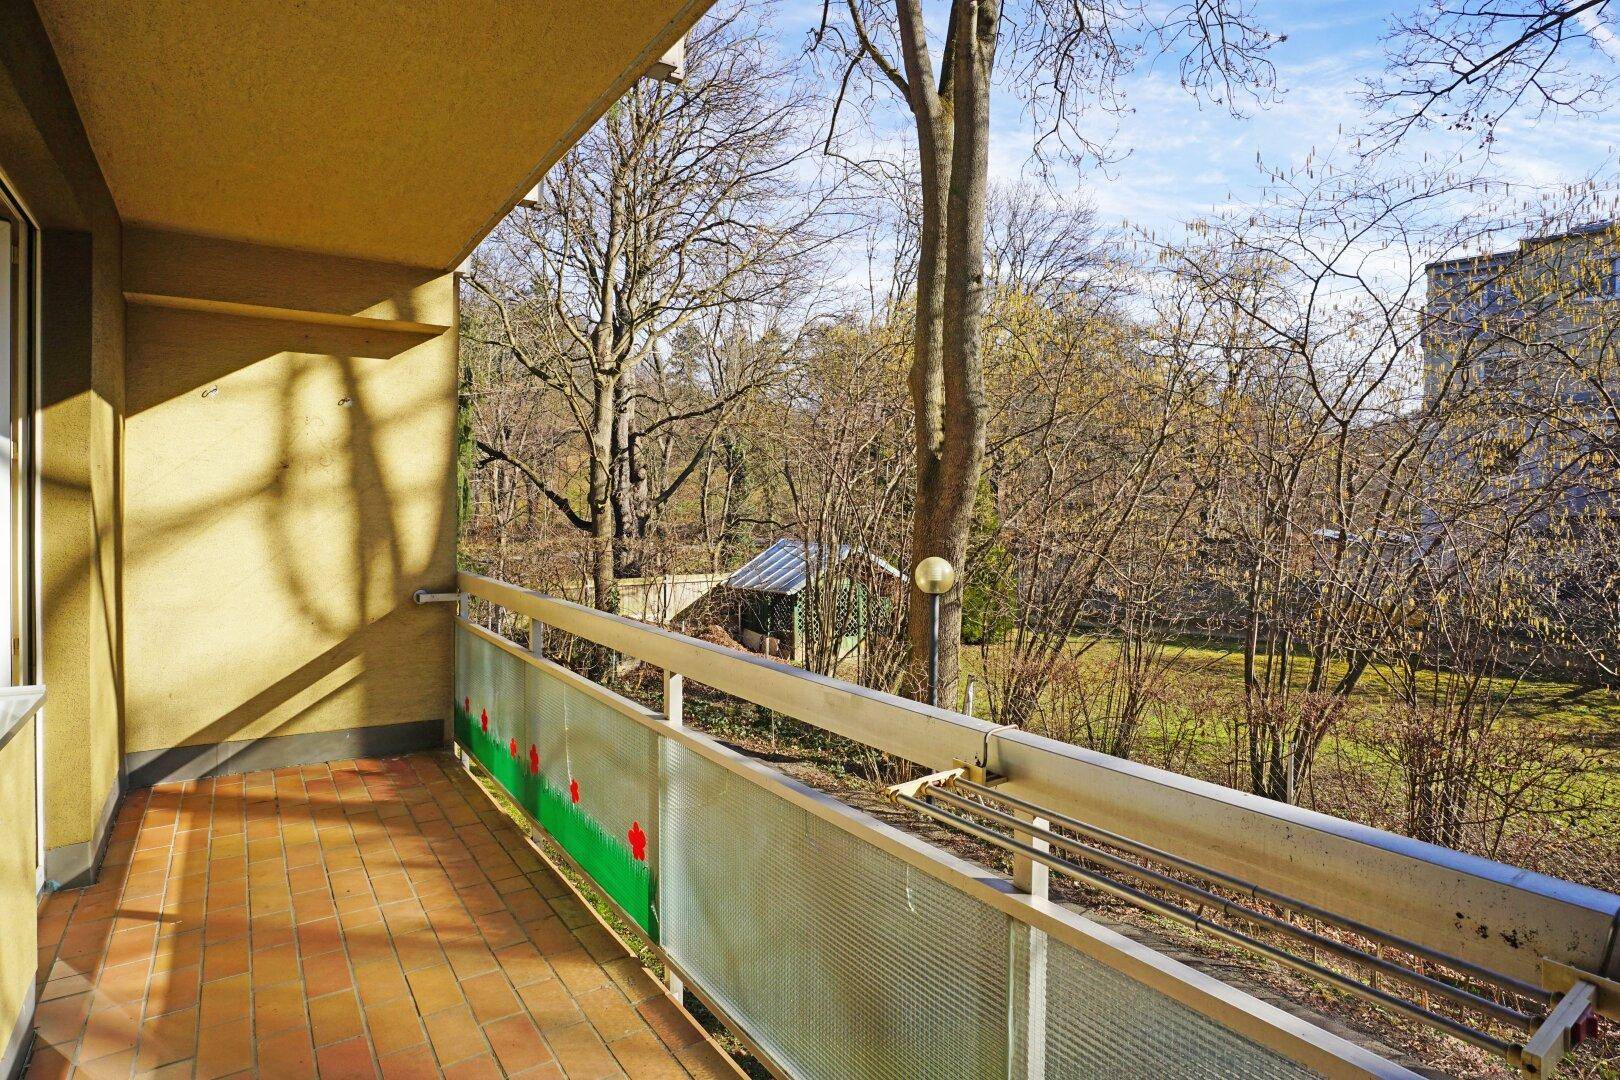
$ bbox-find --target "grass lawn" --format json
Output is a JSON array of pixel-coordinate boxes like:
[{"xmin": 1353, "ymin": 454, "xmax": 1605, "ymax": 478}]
[
  {"xmin": 954, "ymin": 633, "xmax": 1620, "ymax": 839},
  {"xmin": 960, "ymin": 632, "xmax": 1620, "ymax": 738}
]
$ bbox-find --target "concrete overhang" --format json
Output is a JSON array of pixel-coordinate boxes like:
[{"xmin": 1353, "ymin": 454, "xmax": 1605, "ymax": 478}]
[{"xmin": 32, "ymin": 0, "xmax": 711, "ymax": 268}]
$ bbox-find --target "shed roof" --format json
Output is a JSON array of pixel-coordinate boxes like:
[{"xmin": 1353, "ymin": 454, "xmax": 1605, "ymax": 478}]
[{"xmin": 724, "ymin": 539, "xmax": 901, "ymax": 596}]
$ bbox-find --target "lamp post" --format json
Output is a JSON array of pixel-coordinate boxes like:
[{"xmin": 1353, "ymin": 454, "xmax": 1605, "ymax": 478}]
[{"xmin": 913, "ymin": 556, "xmax": 956, "ymax": 708}]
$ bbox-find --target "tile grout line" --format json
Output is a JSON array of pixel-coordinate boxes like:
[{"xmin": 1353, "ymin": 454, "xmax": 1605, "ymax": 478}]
[
  {"xmin": 447, "ymin": 750, "xmax": 742, "ymax": 1080},
  {"xmin": 33, "ymin": 753, "xmax": 724, "ymax": 1080}
]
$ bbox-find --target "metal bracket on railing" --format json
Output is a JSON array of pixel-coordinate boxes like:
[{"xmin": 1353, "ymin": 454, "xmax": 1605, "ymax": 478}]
[
  {"xmin": 1521, "ymin": 981, "xmax": 1600, "ymax": 1076},
  {"xmin": 1535, "ymin": 965, "xmax": 1613, "ymax": 1023},
  {"xmin": 883, "ymin": 768, "xmax": 965, "ymax": 805},
  {"xmin": 413, "ymin": 589, "xmax": 460, "ymax": 604},
  {"xmin": 1540, "ymin": 957, "xmax": 1620, "ymax": 1021},
  {"xmin": 1523, "ymin": 958, "xmax": 1617, "ymax": 1075},
  {"xmin": 965, "ymin": 723, "xmax": 1018, "ymax": 785},
  {"xmin": 951, "ymin": 757, "xmax": 1006, "ymax": 786}
]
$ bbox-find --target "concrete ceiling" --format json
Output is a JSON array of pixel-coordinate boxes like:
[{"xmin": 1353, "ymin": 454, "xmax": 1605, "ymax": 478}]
[{"xmin": 33, "ymin": 0, "xmax": 709, "ymax": 268}]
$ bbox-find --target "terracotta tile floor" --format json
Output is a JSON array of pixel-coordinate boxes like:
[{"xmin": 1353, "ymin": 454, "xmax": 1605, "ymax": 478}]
[{"xmin": 28, "ymin": 753, "xmax": 740, "ymax": 1079}]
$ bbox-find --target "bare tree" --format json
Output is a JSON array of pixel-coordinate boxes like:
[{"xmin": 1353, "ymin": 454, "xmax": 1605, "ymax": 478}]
[
  {"xmin": 464, "ymin": 6, "xmax": 835, "ymax": 611},
  {"xmin": 1366, "ymin": 0, "xmax": 1620, "ymax": 148},
  {"xmin": 1152, "ymin": 158, "xmax": 1499, "ymax": 800},
  {"xmin": 777, "ymin": 319, "xmax": 914, "ymax": 682},
  {"xmin": 816, "ymin": 0, "xmax": 1280, "ymax": 702}
]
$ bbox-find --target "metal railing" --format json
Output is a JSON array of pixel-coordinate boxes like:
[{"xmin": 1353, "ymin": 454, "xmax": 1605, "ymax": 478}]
[{"xmin": 451, "ymin": 572, "xmax": 1620, "ymax": 1078}]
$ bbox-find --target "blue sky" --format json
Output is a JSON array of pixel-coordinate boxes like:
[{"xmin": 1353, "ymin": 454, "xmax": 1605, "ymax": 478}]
[
  {"xmin": 1064, "ymin": 0, "xmax": 1620, "ymax": 239},
  {"xmin": 772, "ymin": 0, "xmax": 1620, "ymax": 246}
]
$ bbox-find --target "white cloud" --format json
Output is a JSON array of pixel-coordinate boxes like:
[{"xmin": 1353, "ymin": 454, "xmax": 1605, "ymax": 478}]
[{"xmin": 1575, "ymin": 5, "xmax": 1620, "ymax": 62}]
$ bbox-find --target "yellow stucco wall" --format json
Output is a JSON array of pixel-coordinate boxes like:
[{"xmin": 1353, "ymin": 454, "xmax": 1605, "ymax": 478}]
[
  {"xmin": 38, "ymin": 230, "xmax": 125, "ymax": 864},
  {"xmin": 121, "ymin": 229, "xmax": 457, "ymax": 758},
  {"xmin": 0, "ymin": 719, "xmax": 37, "ymax": 1065}
]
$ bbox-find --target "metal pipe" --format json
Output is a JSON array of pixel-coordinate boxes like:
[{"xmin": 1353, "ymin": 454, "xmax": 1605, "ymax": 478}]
[
  {"xmin": 955, "ymin": 777, "xmax": 1551, "ymax": 1006},
  {"xmin": 928, "ymin": 592, "xmax": 940, "ymax": 709},
  {"xmin": 926, "ymin": 784, "xmax": 1538, "ymax": 1031},
  {"xmin": 896, "ymin": 792, "xmax": 1525, "ymax": 1063},
  {"xmin": 413, "ymin": 589, "xmax": 460, "ymax": 604}
]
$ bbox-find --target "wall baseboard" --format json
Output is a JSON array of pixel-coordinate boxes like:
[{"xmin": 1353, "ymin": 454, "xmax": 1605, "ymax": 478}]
[
  {"xmin": 42, "ymin": 771, "xmax": 121, "ymax": 889},
  {"xmin": 0, "ymin": 980, "xmax": 36, "ymax": 1080},
  {"xmin": 123, "ymin": 719, "xmax": 445, "ymax": 789}
]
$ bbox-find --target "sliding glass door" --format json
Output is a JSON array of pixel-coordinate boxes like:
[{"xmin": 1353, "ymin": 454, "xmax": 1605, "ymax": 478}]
[
  {"xmin": 0, "ymin": 186, "xmax": 34, "ymax": 689},
  {"xmin": 0, "ymin": 180, "xmax": 41, "ymax": 889},
  {"xmin": 0, "ymin": 213, "xmax": 14, "ymax": 686}
]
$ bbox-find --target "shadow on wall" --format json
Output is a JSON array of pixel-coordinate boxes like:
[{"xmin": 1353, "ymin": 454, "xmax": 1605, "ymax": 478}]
[{"xmin": 119, "ymin": 246, "xmax": 459, "ymax": 778}]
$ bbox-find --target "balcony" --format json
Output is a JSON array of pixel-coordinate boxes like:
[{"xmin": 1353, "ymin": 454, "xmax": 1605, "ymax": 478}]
[
  {"xmin": 0, "ymin": 6, "xmax": 712, "ymax": 1079},
  {"xmin": 3, "ymin": 4, "xmax": 1620, "ymax": 1079},
  {"xmin": 4, "ymin": 574, "xmax": 1618, "ymax": 1078},
  {"xmin": 27, "ymin": 755, "xmax": 736, "ymax": 1080}
]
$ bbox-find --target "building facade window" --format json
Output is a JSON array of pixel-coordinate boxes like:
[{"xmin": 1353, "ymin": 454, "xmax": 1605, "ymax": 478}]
[{"xmin": 1581, "ymin": 254, "xmax": 1620, "ymax": 298}]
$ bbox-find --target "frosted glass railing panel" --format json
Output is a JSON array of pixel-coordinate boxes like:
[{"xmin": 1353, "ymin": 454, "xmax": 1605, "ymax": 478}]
[
  {"xmin": 1036, "ymin": 931, "xmax": 1320, "ymax": 1079},
  {"xmin": 660, "ymin": 738, "xmax": 1012, "ymax": 1080}
]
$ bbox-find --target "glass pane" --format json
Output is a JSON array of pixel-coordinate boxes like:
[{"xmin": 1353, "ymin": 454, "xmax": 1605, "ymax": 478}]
[
  {"xmin": 466, "ymin": 620, "xmax": 1333, "ymax": 1078},
  {"xmin": 0, "ymin": 216, "xmax": 11, "ymax": 686},
  {"xmin": 1038, "ymin": 931, "xmax": 1321, "ymax": 1079},
  {"xmin": 660, "ymin": 740, "xmax": 1012, "ymax": 1080},
  {"xmin": 657, "ymin": 734, "xmax": 1326, "ymax": 1079}
]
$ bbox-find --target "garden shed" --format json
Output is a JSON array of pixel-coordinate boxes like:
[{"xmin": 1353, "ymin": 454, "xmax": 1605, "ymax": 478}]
[{"xmin": 722, "ymin": 539, "xmax": 902, "ymax": 662}]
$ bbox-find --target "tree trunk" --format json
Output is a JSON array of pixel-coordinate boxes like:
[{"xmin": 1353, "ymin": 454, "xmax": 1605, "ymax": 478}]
[
  {"xmin": 589, "ymin": 373, "xmax": 619, "ymax": 615},
  {"xmin": 898, "ymin": 0, "xmax": 998, "ymax": 708},
  {"xmin": 611, "ymin": 366, "xmax": 643, "ymax": 577}
]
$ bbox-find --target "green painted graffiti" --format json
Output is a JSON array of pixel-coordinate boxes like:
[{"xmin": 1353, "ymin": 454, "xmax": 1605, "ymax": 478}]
[{"xmin": 454, "ymin": 703, "xmax": 656, "ymax": 938}]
